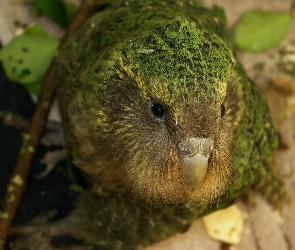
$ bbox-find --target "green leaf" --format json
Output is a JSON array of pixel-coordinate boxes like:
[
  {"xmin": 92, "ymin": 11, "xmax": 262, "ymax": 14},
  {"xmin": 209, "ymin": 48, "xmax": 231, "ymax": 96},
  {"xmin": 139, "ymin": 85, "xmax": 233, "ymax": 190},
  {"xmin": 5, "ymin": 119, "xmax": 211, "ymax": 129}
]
[
  {"xmin": 0, "ymin": 25, "xmax": 59, "ymax": 95},
  {"xmin": 23, "ymin": 23, "xmax": 48, "ymax": 36},
  {"xmin": 23, "ymin": 79, "xmax": 43, "ymax": 96},
  {"xmin": 234, "ymin": 10, "xmax": 293, "ymax": 52},
  {"xmin": 63, "ymin": 0, "xmax": 77, "ymax": 24},
  {"xmin": 29, "ymin": 5, "xmax": 42, "ymax": 18},
  {"xmin": 34, "ymin": 0, "xmax": 77, "ymax": 28},
  {"xmin": 35, "ymin": 0, "xmax": 68, "ymax": 28},
  {"xmin": 212, "ymin": 5, "xmax": 227, "ymax": 28}
]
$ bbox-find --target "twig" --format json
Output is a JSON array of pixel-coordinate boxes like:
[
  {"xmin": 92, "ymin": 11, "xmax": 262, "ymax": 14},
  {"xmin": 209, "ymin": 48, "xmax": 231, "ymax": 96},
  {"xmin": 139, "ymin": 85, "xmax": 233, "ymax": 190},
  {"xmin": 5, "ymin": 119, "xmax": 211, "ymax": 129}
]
[{"xmin": 0, "ymin": 0, "xmax": 100, "ymax": 248}]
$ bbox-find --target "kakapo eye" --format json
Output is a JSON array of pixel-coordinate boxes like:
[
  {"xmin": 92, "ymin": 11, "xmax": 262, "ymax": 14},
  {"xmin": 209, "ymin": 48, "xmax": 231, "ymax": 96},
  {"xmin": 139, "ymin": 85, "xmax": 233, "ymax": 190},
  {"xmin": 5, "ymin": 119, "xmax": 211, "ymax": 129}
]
[
  {"xmin": 151, "ymin": 102, "xmax": 165, "ymax": 118},
  {"xmin": 221, "ymin": 104, "xmax": 226, "ymax": 118}
]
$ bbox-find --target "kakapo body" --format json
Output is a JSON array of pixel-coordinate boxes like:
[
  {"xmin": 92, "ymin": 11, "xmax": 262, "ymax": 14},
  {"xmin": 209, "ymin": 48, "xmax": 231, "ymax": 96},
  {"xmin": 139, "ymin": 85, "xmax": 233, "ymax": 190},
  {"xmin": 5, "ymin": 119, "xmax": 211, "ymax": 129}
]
[{"xmin": 55, "ymin": 0, "xmax": 285, "ymax": 248}]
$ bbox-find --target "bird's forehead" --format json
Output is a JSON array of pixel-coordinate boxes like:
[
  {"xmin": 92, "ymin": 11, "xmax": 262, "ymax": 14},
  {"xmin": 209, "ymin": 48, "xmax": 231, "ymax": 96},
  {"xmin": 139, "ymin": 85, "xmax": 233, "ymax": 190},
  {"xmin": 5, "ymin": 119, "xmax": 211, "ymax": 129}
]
[{"xmin": 119, "ymin": 17, "xmax": 234, "ymax": 106}]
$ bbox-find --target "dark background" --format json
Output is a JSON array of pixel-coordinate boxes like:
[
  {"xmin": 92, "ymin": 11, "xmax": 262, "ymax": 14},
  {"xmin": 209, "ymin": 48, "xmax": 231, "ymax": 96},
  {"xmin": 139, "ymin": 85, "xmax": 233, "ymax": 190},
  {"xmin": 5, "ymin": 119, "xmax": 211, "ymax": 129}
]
[{"xmin": 0, "ymin": 52, "xmax": 78, "ymax": 228}]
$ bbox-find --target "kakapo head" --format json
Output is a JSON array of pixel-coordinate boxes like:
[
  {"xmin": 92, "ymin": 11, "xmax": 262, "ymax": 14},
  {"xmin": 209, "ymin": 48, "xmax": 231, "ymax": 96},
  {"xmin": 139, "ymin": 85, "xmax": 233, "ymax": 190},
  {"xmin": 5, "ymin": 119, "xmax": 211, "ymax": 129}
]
[{"xmin": 57, "ymin": 14, "xmax": 242, "ymax": 207}]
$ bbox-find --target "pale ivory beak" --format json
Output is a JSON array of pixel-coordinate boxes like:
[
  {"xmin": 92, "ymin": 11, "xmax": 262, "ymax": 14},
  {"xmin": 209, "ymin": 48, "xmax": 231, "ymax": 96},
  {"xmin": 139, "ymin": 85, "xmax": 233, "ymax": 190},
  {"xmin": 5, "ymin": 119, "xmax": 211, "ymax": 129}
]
[{"xmin": 178, "ymin": 137, "xmax": 214, "ymax": 193}]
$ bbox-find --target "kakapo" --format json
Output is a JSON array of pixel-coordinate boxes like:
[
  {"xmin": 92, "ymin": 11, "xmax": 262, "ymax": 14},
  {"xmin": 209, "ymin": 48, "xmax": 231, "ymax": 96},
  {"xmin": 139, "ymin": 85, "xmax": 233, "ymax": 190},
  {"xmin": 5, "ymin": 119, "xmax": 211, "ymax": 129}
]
[{"xmin": 52, "ymin": 0, "xmax": 286, "ymax": 248}]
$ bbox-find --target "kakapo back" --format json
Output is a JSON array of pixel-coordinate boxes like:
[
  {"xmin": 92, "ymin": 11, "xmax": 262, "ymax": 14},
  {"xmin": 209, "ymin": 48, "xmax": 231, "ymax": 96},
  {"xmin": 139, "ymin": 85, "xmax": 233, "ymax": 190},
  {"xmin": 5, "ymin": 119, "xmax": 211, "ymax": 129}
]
[{"xmin": 54, "ymin": 0, "xmax": 285, "ymax": 248}]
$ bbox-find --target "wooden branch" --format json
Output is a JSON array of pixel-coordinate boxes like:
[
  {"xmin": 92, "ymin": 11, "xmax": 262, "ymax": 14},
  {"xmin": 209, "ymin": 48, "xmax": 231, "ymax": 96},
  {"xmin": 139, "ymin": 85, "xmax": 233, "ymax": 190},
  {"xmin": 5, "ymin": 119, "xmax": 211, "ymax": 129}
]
[{"xmin": 0, "ymin": 0, "xmax": 99, "ymax": 248}]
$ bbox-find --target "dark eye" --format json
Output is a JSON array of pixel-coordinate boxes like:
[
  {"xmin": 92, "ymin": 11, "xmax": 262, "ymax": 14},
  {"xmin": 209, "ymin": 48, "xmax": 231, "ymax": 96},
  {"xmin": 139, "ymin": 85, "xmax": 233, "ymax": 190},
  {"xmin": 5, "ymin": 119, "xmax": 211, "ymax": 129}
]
[
  {"xmin": 221, "ymin": 104, "xmax": 226, "ymax": 118},
  {"xmin": 151, "ymin": 103, "xmax": 165, "ymax": 118}
]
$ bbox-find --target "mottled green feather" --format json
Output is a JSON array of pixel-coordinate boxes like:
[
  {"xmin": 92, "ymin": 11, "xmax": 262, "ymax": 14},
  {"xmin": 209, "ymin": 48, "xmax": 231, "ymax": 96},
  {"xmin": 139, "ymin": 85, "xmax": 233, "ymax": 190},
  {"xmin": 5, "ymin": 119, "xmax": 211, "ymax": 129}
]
[{"xmin": 120, "ymin": 17, "xmax": 234, "ymax": 105}]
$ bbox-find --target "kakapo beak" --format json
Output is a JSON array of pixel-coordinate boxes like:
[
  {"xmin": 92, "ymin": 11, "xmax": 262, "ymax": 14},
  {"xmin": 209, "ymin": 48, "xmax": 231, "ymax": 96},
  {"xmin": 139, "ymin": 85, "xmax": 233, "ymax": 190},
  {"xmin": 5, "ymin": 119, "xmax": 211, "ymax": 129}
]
[{"xmin": 178, "ymin": 138, "xmax": 214, "ymax": 193}]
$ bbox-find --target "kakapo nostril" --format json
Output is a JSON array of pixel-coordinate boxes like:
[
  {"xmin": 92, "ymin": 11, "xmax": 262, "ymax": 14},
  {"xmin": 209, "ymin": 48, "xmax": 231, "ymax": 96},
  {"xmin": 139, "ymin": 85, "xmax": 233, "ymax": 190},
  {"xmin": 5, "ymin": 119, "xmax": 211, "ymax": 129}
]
[{"xmin": 178, "ymin": 137, "xmax": 214, "ymax": 159}]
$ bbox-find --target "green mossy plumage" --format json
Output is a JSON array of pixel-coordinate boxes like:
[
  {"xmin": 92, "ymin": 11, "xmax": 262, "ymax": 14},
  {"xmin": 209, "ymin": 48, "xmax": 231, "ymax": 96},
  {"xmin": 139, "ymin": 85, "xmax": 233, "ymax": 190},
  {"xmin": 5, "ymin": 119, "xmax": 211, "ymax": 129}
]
[
  {"xmin": 121, "ymin": 17, "xmax": 234, "ymax": 105},
  {"xmin": 54, "ymin": 0, "xmax": 287, "ymax": 248}
]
